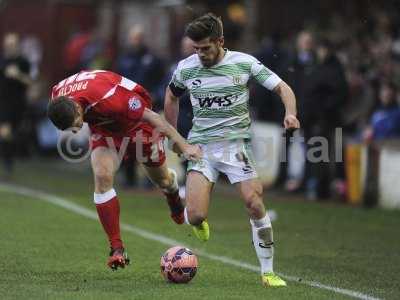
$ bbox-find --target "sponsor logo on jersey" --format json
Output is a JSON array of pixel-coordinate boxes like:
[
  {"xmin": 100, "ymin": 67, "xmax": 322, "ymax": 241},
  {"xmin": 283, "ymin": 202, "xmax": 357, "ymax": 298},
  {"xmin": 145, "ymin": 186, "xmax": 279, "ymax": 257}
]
[
  {"xmin": 197, "ymin": 95, "xmax": 236, "ymax": 108},
  {"xmin": 191, "ymin": 79, "xmax": 202, "ymax": 89},
  {"xmin": 128, "ymin": 97, "xmax": 142, "ymax": 111}
]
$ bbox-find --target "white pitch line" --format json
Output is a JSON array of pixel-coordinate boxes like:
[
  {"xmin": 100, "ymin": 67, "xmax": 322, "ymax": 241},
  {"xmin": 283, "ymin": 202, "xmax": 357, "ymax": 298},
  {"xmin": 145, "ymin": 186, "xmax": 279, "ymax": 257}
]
[{"xmin": 0, "ymin": 182, "xmax": 381, "ymax": 300}]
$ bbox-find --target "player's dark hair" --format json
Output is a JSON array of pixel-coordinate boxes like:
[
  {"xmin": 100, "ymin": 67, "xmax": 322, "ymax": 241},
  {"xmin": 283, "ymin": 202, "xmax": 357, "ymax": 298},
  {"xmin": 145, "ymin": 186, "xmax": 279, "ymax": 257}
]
[
  {"xmin": 185, "ymin": 13, "xmax": 223, "ymax": 41},
  {"xmin": 47, "ymin": 96, "xmax": 78, "ymax": 130}
]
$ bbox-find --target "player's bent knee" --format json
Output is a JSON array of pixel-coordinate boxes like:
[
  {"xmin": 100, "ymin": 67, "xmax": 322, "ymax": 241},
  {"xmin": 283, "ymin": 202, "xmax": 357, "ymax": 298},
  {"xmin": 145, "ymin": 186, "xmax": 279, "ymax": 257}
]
[
  {"xmin": 243, "ymin": 188, "xmax": 262, "ymax": 204},
  {"xmin": 243, "ymin": 190, "xmax": 265, "ymax": 216}
]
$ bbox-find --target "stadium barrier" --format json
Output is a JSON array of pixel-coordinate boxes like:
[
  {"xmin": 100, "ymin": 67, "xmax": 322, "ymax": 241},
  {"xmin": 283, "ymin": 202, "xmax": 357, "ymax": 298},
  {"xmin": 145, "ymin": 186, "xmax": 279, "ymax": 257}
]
[
  {"xmin": 372, "ymin": 140, "xmax": 400, "ymax": 209},
  {"xmin": 347, "ymin": 140, "xmax": 400, "ymax": 210}
]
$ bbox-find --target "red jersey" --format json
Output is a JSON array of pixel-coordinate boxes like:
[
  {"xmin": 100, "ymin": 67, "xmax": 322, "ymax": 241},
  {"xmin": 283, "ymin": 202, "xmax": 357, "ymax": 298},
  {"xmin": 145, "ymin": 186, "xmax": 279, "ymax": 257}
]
[{"xmin": 51, "ymin": 70, "xmax": 153, "ymax": 137}]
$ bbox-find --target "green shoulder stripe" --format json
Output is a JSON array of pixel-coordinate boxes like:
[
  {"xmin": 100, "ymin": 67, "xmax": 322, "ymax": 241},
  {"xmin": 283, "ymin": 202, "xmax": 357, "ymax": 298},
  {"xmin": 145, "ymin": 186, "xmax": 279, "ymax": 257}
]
[{"xmin": 254, "ymin": 68, "xmax": 273, "ymax": 83}]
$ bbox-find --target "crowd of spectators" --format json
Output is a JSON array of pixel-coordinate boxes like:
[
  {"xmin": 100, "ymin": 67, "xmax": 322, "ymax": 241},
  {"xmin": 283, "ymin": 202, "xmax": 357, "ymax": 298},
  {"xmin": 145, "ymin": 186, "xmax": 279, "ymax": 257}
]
[
  {"xmin": 252, "ymin": 10, "xmax": 400, "ymax": 200},
  {"xmin": 1, "ymin": 7, "xmax": 400, "ymax": 200}
]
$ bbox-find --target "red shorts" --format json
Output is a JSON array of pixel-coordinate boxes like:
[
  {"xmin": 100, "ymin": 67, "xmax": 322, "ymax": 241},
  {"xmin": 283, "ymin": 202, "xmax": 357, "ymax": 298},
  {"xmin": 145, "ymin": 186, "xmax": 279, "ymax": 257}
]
[{"xmin": 90, "ymin": 127, "xmax": 166, "ymax": 167}]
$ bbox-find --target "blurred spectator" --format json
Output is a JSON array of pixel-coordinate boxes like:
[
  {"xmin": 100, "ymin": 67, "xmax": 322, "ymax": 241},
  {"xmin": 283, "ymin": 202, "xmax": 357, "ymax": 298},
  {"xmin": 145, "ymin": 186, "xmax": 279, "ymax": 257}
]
[
  {"xmin": 63, "ymin": 31, "xmax": 91, "ymax": 75},
  {"xmin": 303, "ymin": 38, "xmax": 348, "ymax": 200},
  {"xmin": 64, "ymin": 29, "xmax": 113, "ymax": 74},
  {"xmin": 288, "ymin": 30, "xmax": 317, "ymax": 127},
  {"xmin": 251, "ymin": 34, "xmax": 287, "ymax": 123},
  {"xmin": 80, "ymin": 30, "xmax": 114, "ymax": 70},
  {"xmin": 26, "ymin": 78, "xmax": 59, "ymax": 155},
  {"xmin": 305, "ymin": 39, "xmax": 348, "ymax": 129},
  {"xmin": 280, "ymin": 30, "xmax": 316, "ymax": 193},
  {"xmin": 0, "ymin": 33, "xmax": 31, "ymax": 177},
  {"xmin": 115, "ymin": 25, "xmax": 165, "ymax": 189},
  {"xmin": 115, "ymin": 24, "xmax": 165, "ymax": 110},
  {"xmin": 20, "ymin": 35, "xmax": 43, "ymax": 80},
  {"xmin": 363, "ymin": 82, "xmax": 400, "ymax": 142},
  {"xmin": 224, "ymin": 3, "xmax": 246, "ymax": 49}
]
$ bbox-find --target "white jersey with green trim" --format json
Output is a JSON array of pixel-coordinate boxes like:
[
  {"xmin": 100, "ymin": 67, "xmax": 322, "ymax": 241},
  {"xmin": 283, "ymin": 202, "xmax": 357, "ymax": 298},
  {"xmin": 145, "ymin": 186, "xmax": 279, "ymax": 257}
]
[{"xmin": 170, "ymin": 50, "xmax": 282, "ymax": 144}]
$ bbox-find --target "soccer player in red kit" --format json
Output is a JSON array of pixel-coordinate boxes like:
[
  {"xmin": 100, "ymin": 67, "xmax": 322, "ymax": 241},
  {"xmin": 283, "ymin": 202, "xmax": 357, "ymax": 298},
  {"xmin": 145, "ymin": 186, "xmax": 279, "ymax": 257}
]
[{"xmin": 47, "ymin": 70, "xmax": 202, "ymax": 270}]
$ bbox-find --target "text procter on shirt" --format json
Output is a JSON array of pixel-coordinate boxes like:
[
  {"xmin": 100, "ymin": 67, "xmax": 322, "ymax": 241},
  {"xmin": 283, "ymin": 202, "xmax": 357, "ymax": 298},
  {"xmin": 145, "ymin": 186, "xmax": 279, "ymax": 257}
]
[{"xmin": 51, "ymin": 70, "xmax": 153, "ymax": 136}]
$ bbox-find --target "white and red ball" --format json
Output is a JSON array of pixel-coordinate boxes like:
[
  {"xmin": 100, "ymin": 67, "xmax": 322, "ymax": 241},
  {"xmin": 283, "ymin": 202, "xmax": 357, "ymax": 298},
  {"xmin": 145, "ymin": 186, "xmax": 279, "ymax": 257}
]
[{"xmin": 160, "ymin": 246, "xmax": 198, "ymax": 283}]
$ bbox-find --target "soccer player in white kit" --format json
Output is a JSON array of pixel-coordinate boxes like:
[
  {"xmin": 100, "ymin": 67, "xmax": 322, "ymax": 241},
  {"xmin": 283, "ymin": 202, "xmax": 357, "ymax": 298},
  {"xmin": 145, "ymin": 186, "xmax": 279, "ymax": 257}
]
[{"xmin": 164, "ymin": 13, "xmax": 300, "ymax": 287}]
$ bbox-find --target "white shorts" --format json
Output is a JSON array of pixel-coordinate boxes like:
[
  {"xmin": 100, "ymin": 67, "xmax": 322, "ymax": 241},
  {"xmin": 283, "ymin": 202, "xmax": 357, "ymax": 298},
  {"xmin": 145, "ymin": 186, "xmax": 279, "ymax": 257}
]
[{"xmin": 187, "ymin": 139, "xmax": 258, "ymax": 184}]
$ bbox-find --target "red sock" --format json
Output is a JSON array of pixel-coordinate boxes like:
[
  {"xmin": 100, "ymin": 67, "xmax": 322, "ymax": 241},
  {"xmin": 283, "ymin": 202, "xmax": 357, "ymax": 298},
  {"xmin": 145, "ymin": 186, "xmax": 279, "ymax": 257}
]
[
  {"xmin": 164, "ymin": 190, "xmax": 183, "ymax": 212},
  {"xmin": 95, "ymin": 196, "xmax": 123, "ymax": 249}
]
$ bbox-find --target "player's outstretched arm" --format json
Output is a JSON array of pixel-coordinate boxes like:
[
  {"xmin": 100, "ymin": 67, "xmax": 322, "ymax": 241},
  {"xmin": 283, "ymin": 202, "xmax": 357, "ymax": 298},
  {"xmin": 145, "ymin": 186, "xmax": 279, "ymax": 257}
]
[
  {"xmin": 273, "ymin": 81, "xmax": 301, "ymax": 130},
  {"xmin": 142, "ymin": 108, "xmax": 202, "ymax": 161},
  {"xmin": 164, "ymin": 86, "xmax": 180, "ymax": 129}
]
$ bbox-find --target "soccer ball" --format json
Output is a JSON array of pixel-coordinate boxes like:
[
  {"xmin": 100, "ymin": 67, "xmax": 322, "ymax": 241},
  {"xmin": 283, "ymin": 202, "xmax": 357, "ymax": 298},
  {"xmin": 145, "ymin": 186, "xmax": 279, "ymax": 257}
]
[{"xmin": 160, "ymin": 246, "xmax": 198, "ymax": 283}]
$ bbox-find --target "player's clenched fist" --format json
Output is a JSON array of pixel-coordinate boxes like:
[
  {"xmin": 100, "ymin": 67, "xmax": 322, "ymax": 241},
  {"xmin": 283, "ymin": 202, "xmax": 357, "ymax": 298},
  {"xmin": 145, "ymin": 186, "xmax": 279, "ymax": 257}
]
[
  {"xmin": 182, "ymin": 144, "xmax": 203, "ymax": 161},
  {"xmin": 283, "ymin": 114, "xmax": 300, "ymax": 130}
]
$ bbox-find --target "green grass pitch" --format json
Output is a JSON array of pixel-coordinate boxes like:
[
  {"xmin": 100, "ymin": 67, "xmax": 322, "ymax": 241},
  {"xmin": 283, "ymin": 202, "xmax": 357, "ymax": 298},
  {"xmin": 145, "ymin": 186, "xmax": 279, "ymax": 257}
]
[{"xmin": 0, "ymin": 160, "xmax": 399, "ymax": 299}]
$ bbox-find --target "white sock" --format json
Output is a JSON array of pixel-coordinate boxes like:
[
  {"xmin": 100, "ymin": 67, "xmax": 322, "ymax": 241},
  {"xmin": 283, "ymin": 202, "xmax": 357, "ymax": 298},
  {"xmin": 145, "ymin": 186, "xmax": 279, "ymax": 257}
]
[
  {"xmin": 183, "ymin": 207, "xmax": 191, "ymax": 225},
  {"xmin": 250, "ymin": 213, "xmax": 274, "ymax": 274},
  {"xmin": 93, "ymin": 188, "xmax": 116, "ymax": 204}
]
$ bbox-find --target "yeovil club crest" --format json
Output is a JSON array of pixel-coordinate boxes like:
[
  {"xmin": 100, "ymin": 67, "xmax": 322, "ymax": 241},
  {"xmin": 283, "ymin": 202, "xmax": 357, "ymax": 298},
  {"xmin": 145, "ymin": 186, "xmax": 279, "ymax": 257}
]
[
  {"xmin": 232, "ymin": 75, "xmax": 243, "ymax": 85},
  {"xmin": 128, "ymin": 97, "xmax": 142, "ymax": 111}
]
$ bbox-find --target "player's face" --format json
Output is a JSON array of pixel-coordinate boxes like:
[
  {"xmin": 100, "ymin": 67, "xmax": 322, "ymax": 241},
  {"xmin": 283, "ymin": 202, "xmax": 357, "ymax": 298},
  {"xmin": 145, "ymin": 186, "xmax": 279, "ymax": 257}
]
[{"xmin": 192, "ymin": 37, "xmax": 224, "ymax": 67}]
